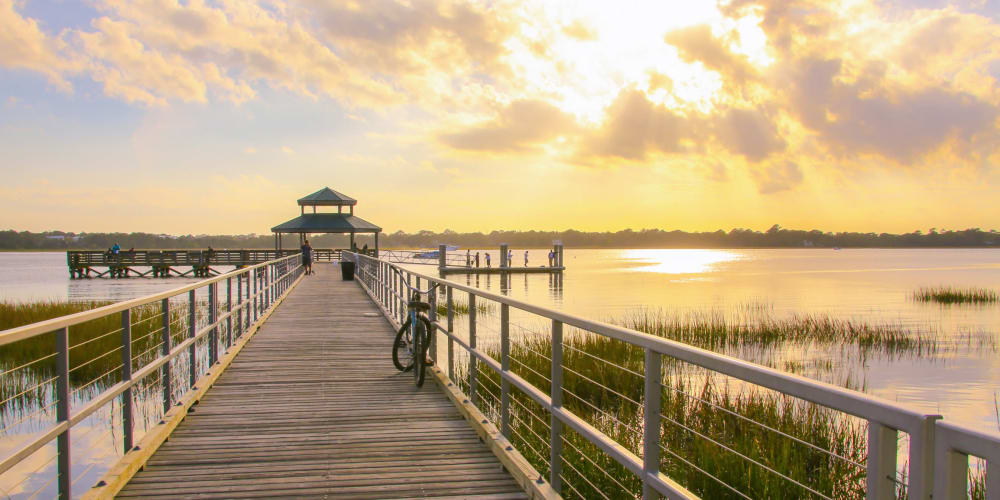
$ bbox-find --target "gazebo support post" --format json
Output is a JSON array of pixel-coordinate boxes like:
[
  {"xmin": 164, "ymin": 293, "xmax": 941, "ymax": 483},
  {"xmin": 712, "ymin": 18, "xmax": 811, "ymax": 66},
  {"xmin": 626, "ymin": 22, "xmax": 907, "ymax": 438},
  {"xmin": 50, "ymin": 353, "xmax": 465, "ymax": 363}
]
[
  {"xmin": 350, "ymin": 232, "xmax": 355, "ymax": 252},
  {"xmin": 374, "ymin": 232, "xmax": 379, "ymax": 258}
]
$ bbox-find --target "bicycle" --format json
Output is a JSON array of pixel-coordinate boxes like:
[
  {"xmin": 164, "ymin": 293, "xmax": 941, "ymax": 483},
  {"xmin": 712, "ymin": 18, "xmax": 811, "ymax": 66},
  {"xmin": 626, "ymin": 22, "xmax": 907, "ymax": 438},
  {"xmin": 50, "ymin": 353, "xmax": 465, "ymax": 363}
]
[{"xmin": 390, "ymin": 268, "xmax": 439, "ymax": 387}]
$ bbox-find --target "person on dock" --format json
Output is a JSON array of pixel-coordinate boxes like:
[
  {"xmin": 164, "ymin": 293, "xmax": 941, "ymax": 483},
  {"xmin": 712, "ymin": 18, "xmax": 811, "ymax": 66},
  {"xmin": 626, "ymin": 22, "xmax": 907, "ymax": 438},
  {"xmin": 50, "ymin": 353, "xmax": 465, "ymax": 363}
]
[
  {"xmin": 485, "ymin": 252, "xmax": 491, "ymax": 267},
  {"xmin": 475, "ymin": 252, "xmax": 480, "ymax": 267},
  {"xmin": 507, "ymin": 249, "xmax": 513, "ymax": 267},
  {"xmin": 547, "ymin": 250, "xmax": 554, "ymax": 267},
  {"xmin": 466, "ymin": 249, "xmax": 471, "ymax": 267},
  {"xmin": 524, "ymin": 250, "xmax": 529, "ymax": 267},
  {"xmin": 362, "ymin": 243, "xmax": 368, "ymax": 255},
  {"xmin": 301, "ymin": 240, "xmax": 314, "ymax": 275},
  {"xmin": 111, "ymin": 243, "xmax": 120, "ymax": 255}
]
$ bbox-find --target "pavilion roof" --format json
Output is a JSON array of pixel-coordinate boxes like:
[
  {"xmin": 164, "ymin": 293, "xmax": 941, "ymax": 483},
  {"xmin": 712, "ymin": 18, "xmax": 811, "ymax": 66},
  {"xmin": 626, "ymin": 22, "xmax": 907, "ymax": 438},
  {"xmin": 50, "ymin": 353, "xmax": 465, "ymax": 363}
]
[
  {"xmin": 297, "ymin": 187, "xmax": 357, "ymax": 206},
  {"xmin": 271, "ymin": 213, "xmax": 381, "ymax": 234}
]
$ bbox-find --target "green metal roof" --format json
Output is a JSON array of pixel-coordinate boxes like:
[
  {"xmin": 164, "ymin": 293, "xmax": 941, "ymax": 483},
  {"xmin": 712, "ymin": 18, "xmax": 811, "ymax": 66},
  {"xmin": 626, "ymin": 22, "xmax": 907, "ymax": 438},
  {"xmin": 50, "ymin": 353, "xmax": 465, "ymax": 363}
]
[
  {"xmin": 271, "ymin": 213, "xmax": 381, "ymax": 233},
  {"xmin": 297, "ymin": 187, "xmax": 357, "ymax": 206}
]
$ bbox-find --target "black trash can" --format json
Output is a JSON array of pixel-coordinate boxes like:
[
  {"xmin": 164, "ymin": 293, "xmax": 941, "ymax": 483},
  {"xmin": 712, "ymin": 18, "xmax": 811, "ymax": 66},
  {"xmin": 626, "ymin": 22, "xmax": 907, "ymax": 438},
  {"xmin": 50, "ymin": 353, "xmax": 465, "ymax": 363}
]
[{"xmin": 341, "ymin": 261, "xmax": 355, "ymax": 281}]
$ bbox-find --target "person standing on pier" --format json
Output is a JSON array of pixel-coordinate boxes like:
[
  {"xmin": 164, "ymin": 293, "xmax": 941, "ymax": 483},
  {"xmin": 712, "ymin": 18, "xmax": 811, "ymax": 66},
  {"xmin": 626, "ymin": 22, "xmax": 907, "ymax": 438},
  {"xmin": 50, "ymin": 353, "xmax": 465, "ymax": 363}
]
[
  {"xmin": 485, "ymin": 252, "xmax": 491, "ymax": 267},
  {"xmin": 548, "ymin": 250, "xmax": 554, "ymax": 267},
  {"xmin": 301, "ymin": 240, "xmax": 314, "ymax": 275},
  {"xmin": 475, "ymin": 252, "xmax": 480, "ymax": 267},
  {"xmin": 524, "ymin": 250, "xmax": 529, "ymax": 267},
  {"xmin": 507, "ymin": 249, "xmax": 513, "ymax": 267},
  {"xmin": 466, "ymin": 249, "xmax": 471, "ymax": 267}
]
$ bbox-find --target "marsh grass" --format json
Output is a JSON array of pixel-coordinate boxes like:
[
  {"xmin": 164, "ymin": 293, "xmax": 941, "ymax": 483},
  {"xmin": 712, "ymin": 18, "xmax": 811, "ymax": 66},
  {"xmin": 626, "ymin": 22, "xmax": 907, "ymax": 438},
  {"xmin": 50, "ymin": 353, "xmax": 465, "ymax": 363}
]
[
  {"xmin": 616, "ymin": 307, "xmax": 938, "ymax": 357},
  {"xmin": 0, "ymin": 300, "xmax": 190, "ymax": 418},
  {"xmin": 912, "ymin": 286, "xmax": 999, "ymax": 305},
  {"xmin": 436, "ymin": 300, "xmax": 494, "ymax": 318},
  {"xmin": 456, "ymin": 331, "xmax": 871, "ymax": 499}
]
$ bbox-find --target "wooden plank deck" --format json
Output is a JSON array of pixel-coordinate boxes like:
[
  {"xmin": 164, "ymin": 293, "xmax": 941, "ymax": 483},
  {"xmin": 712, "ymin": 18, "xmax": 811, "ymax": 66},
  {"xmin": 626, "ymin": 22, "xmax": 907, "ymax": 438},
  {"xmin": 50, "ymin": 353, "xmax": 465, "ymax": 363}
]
[{"xmin": 118, "ymin": 264, "xmax": 527, "ymax": 499}]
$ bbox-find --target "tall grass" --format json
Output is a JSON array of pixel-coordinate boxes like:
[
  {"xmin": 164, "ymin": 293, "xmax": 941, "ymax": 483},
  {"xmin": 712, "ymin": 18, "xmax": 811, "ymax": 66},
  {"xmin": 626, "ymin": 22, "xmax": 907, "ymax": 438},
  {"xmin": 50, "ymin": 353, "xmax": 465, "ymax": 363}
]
[
  {"xmin": 460, "ymin": 331, "xmax": 872, "ymax": 499},
  {"xmin": 912, "ymin": 286, "xmax": 999, "ymax": 305},
  {"xmin": 616, "ymin": 307, "xmax": 938, "ymax": 357},
  {"xmin": 436, "ymin": 300, "xmax": 495, "ymax": 318},
  {"xmin": 0, "ymin": 300, "xmax": 190, "ymax": 419}
]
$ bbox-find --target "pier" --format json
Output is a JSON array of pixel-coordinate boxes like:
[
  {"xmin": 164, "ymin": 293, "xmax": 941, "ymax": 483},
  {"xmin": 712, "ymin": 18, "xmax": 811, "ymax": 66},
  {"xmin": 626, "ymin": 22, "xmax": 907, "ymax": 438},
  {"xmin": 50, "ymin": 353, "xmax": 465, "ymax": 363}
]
[
  {"xmin": 66, "ymin": 248, "xmax": 342, "ymax": 278},
  {"xmin": 3, "ymin": 188, "xmax": 995, "ymax": 499},
  {"xmin": 0, "ymin": 252, "xmax": 997, "ymax": 499}
]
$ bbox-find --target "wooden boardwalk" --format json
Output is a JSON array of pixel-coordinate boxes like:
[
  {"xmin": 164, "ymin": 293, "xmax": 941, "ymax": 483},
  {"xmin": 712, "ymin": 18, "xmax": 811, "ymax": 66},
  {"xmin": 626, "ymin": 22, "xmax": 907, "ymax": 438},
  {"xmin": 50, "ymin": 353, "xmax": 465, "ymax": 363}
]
[{"xmin": 118, "ymin": 264, "xmax": 527, "ymax": 499}]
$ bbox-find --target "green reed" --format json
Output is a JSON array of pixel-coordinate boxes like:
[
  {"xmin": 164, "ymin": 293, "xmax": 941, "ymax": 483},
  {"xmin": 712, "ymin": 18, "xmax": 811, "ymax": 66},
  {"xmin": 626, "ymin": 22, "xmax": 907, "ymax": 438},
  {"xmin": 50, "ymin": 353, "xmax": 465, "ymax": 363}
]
[
  {"xmin": 0, "ymin": 300, "xmax": 190, "ymax": 413},
  {"xmin": 436, "ymin": 300, "xmax": 495, "ymax": 318},
  {"xmin": 912, "ymin": 286, "xmax": 999, "ymax": 305},
  {"xmin": 616, "ymin": 307, "xmax": 938, "ymax": 357},
  {"xmin": 455, "ymin": 331, "xmax": 873, "ymax": 499}
]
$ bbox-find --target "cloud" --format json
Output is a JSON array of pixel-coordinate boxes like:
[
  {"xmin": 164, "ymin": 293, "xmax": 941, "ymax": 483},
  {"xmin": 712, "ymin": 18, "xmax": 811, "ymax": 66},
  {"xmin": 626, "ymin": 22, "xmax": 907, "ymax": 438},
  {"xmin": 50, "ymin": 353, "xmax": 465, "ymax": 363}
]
[
  {"xmin": 751, "ymin": 160, "xmax": 803, "ymax": 193},
  {"xmin": 664, "ymin": 24, "xmax": 757, "ymax": 86},
  {"xmin": 0, "ymin": 0, "xmax": 77, "ymax": 90},
  {"xmin": 562, "ymin": 19, "xmax": 597, "ymax": 41},
  {"xmin": 438, "ymin": 99, "xmax": 579, "ymax": 152},
  {"xmin": 281, "ymin": 146, "xmax": 294, "ymax": 154},
  {"xmin": 784, "ymin": 57, "xmax": 998, "ymax": 162},
  {"xmin": 713, "ymin": 107, "xmax": 785, "ymax": 161},
  {"xmin": 582, "ymin": 90, "xmax": 703, "ymax": 160}
]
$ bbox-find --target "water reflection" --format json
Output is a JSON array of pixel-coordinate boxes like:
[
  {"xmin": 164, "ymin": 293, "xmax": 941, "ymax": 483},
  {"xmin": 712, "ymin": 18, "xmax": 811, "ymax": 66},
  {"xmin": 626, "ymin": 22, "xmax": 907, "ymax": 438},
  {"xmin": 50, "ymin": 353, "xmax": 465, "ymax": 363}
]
[{"xmin": 621, "ymin": 249, "xmax": 744, "ymax": 274}]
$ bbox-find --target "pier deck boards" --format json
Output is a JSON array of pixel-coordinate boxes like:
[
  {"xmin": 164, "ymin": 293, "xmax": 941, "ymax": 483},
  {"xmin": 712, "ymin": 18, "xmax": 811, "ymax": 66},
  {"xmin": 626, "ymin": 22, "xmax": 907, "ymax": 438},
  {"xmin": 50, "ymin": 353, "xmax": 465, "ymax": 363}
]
[{"xmin": 118, "ymin": 264, "xmax": 526, "ymax": 499}]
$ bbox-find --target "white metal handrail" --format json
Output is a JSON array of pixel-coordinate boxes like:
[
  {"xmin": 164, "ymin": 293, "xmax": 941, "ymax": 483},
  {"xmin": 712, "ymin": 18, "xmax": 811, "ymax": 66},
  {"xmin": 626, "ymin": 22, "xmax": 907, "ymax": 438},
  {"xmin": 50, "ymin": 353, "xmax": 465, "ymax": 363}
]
[
  {"xmin": 347, "ymin": 251, "xmax": 997, "ymax": 500},
  {"xmin": 0, "ymin": 253, "xmax": 304, "ymax": 499},
  {"xmin": 934, "ymin": 420, "xmax": 999, "ymax": 498}
]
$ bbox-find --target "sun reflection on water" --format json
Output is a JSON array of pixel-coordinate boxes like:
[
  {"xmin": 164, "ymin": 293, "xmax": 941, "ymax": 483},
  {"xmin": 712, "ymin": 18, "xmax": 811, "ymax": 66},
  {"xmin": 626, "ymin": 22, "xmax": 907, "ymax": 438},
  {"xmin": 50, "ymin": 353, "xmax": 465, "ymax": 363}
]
[{"xmin": 621, "ymin": 249, "xmax": 744, "ymax": 274}]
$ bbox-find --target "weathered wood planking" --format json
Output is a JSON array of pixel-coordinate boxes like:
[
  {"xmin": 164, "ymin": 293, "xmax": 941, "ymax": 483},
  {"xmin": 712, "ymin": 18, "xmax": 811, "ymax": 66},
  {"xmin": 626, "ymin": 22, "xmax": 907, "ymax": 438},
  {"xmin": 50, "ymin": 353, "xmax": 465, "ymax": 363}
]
[{"xmin": 118, "ymin": 264, "xmax": 528, "ymax": 499}]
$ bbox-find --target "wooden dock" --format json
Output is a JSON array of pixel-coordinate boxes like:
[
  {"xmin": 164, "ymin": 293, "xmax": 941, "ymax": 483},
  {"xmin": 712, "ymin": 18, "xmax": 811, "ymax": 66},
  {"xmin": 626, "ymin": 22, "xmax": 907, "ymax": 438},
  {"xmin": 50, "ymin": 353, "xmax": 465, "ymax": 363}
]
[
  {"xmin": 66, "ymin": 249, "xmax": 341, "ymax": 278},
  {"xmin": 117, "ymin": 264, "xmax": 528, "ymax": 499}
]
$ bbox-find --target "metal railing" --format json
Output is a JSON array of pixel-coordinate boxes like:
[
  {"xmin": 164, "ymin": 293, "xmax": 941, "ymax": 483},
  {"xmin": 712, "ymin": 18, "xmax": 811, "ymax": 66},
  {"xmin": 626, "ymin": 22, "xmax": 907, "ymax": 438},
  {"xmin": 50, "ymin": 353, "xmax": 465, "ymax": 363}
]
[
  {"xmin": 0, "ymin": 253, "xmax": 304, "ymax": 499},
  {"xmin": 347, "ymin": 252, "xmax": 997, "ymax": 500}
]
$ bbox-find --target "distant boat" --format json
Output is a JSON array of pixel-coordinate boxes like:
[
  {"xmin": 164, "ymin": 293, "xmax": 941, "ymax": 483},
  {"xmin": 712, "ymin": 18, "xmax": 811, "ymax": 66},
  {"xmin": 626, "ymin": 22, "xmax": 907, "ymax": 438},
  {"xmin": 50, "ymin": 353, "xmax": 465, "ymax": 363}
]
[{"xmin": 413, "ymin": 245, "xmax": 459, "ymax": 259}]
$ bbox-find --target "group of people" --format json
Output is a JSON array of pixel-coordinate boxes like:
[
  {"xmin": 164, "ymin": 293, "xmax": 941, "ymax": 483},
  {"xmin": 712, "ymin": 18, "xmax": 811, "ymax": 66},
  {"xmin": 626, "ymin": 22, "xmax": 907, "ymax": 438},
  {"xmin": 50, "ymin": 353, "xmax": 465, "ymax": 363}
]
[{"xmin": 463, "ymin": 249, "xmax": 556, "ymax": 268}]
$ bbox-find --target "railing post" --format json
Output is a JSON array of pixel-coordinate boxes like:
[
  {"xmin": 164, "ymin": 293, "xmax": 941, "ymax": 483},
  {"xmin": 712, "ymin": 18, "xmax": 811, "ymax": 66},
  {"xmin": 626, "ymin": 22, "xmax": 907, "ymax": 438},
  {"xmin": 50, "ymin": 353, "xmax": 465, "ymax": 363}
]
[
  {"xmin": 161, "ymin": 298, "xmax": 171, "ymax": 414},
  {"xmin": 121, "ymin": 308, "xmax": 134, "ymax": 452},
  {"xmin": 468, "ymin": 292, "xmax": 477, "ymax": 405},
  {"xmin": 428, "ymin": 279, "xmax": 437, "ymax": 364},
  {"xmin": 500, "ymin": 303, "xmax": 510, "ymax": 439},
  {"xmin": 252, "ymin": 268, "xmax": 259, "ymax": 322},
  {"xmin": 909, "ymin": 415, "xmax": 939, "ymax": 500},
  {"xmin": 264, "ymin": 265, "xmax": 270, "ymax": 310},
  {"xmin": 209, "ymin": 282, "xmax": 218, "ymax": 365},
  {"xmin": 643, "ymin": 349, "xmax": 662, "ymax": 499},
  {"xmin": 238, "ymin": 272, "xmax": 244, "ymax": 336},
  {"xmin": 188, "ymin": 289, "xmax": 196, "ymax": 388},
  {"xmin": 447, "ymin": 286, "xmax": 455, "ymax": 380},
  {"xmin": 226, "ymin": 277, "xmax": 232, "ymax": 348},
  {"xmin": 55, "ymin": 326, "xmax": 70, "ymax": 500},
  {"xmin": 550, "ymin": 319, "xmax": 563, "ymax": 493},
  {"xmin": 867, "ymin": 421, "xmax": 898, "ymax": 500}
]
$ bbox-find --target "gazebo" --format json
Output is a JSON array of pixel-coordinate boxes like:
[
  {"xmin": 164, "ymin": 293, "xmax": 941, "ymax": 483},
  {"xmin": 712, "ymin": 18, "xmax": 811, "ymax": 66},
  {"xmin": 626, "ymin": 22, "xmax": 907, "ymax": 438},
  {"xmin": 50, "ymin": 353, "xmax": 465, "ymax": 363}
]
[{"xmin": 271, "ymin": 187, "xmax": 382, "ymax": 255}]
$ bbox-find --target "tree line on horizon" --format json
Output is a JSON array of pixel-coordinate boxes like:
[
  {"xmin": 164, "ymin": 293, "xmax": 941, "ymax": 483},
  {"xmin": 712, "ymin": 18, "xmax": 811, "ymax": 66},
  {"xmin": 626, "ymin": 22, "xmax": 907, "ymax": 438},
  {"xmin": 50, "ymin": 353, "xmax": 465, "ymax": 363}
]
[{"xmin": 1, "ymin": 225, "xmax": 998, "ymax": 250}]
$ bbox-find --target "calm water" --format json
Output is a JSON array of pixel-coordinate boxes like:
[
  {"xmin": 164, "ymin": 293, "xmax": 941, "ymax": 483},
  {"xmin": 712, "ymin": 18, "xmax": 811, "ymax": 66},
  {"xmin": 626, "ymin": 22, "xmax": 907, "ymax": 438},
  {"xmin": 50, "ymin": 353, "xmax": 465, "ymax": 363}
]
[
  {"xmin": 425, "ymin": 248, "xmax": 1000, "ymax": 433},
  {"xmin": 0, "ymin": 249, "xmax": 998, "ymax": 497}
]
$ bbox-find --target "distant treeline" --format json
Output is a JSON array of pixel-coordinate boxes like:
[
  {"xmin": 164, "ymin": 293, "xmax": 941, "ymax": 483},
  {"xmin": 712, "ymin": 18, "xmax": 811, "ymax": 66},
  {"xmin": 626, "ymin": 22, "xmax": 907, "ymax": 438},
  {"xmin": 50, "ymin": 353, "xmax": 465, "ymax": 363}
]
[{"xmin": 2, "ymin": 225, "xmax": 999, "ymax": 250}]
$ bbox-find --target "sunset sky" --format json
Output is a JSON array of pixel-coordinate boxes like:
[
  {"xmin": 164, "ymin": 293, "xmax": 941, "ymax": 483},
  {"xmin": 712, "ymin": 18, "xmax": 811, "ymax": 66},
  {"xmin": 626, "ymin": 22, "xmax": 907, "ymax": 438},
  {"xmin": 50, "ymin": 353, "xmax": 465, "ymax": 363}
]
[{"xmin": 2, "ymin": 0, "xmax": 999, "ymax": 235}]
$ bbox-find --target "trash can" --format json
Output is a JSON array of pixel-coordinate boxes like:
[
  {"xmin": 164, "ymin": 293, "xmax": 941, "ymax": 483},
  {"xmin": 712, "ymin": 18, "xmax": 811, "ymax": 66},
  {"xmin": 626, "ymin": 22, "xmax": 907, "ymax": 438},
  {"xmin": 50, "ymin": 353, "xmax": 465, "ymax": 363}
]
[{"xmin": 341, "ymin": 261, "xmax": 355, "ymax": 281}]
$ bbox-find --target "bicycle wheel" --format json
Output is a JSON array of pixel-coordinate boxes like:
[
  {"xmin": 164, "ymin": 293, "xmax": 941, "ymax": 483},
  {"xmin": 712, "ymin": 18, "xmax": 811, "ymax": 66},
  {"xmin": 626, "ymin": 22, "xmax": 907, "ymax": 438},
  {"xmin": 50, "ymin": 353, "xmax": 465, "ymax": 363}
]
[
  {"xmin": 413, "ymin": 316, "xmax": 431, "ymax": 387},
  {"xmin": 392, "ymin": 318, "xmax": 415, "ymax": 372}
]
